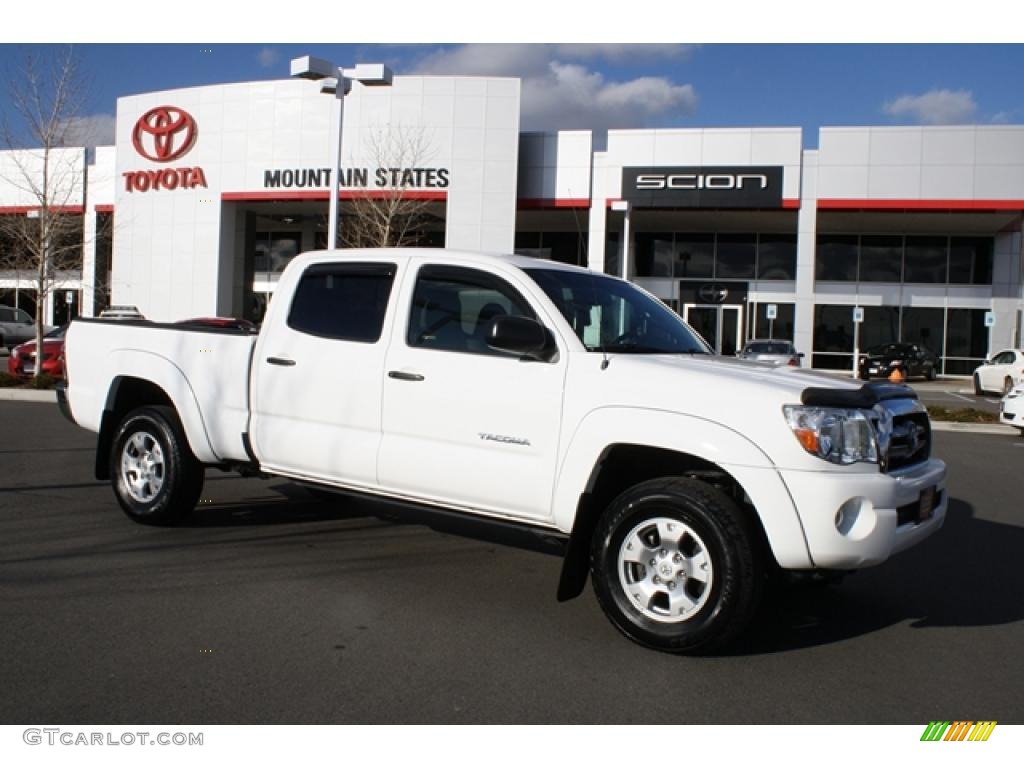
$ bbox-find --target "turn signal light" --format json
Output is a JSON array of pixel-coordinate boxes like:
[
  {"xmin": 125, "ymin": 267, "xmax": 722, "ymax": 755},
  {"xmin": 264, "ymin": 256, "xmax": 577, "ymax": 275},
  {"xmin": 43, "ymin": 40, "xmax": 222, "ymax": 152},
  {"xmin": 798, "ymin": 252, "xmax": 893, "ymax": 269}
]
[{"xmin": 793, "ymin": 428, "xmax": 819, "ymax": 453}]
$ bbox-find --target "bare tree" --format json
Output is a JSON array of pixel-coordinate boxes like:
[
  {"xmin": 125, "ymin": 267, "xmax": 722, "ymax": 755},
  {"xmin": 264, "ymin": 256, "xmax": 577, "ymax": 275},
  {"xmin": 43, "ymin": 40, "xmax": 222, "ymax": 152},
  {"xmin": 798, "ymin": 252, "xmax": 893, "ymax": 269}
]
[
  {"xmin": 340, "ymin": 124, "xmax": 442, "ymax": 248},
  {"xmin": 0, "ymin": 46, "xmax": 92, "ymax": 377}
]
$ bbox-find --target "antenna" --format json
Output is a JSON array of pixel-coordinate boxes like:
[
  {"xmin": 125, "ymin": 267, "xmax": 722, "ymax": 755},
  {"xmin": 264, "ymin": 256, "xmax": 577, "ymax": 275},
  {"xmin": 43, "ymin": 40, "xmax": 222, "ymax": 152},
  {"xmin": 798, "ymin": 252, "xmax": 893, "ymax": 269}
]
[{"xmin": 567, "ymin": 186, "xmax": 587, "ymax": 267}]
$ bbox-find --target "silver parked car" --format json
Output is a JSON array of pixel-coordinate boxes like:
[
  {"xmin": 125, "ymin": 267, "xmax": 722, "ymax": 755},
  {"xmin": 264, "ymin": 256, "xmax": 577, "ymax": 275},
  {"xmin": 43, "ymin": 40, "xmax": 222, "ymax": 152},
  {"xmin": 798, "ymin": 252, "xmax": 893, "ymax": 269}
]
[
  {"xmin": 0, "ymin": 305, "xmax": 39, "ymax": 351},
  {"xmin": 737, "ymin": 339, "xmax": 804, "ymax": 367}
]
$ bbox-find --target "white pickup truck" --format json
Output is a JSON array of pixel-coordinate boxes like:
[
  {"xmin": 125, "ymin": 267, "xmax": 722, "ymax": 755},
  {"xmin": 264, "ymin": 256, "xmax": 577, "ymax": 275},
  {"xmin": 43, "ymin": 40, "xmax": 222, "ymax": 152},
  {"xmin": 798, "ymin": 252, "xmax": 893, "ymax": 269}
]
[{"xmin": 59, "ymin": 248, "xmax": 947, "ymax": 653}]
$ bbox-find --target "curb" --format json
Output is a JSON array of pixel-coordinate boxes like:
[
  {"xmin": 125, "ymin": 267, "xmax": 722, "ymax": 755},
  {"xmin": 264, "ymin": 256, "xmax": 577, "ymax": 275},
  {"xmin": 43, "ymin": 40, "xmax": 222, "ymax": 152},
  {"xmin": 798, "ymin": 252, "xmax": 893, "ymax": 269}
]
[
  {"xmin": 931, "ymin": 420, "xmax": 1018, "ymax": 435},
  {"xmin": 0, "ymin": 389, "xmax": 57, "ymax": 403}
]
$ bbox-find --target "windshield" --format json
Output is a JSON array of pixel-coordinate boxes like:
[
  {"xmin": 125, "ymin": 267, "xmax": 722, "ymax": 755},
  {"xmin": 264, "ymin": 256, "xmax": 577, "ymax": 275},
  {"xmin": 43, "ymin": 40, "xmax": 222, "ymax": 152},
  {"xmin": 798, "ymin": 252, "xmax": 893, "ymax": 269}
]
[{"xmin": 523, "ymin": 268, "xmax": 710, "ymax": 354}]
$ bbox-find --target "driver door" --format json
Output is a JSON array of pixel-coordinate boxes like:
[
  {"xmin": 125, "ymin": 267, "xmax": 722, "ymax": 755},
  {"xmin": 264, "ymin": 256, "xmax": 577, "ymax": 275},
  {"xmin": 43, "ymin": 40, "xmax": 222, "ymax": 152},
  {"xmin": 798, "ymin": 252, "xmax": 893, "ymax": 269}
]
[{"xmin": 377, "ymin": 262, "xmax": 567, "ymax": 523}]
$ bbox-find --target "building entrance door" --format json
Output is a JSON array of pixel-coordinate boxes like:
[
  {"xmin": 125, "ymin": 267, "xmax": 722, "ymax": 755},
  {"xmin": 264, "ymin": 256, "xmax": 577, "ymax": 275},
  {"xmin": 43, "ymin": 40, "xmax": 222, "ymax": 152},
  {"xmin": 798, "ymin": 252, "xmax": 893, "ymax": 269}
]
[{"xmin": 684, "ymin": 304, "xmax": 742, "ymax": 356}]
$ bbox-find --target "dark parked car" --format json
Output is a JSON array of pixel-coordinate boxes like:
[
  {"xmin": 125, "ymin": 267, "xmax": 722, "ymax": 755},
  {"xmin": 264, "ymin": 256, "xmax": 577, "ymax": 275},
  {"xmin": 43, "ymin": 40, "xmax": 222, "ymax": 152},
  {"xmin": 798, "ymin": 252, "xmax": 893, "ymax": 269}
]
[
  {"xmin": 8, "ymin": 325, "xmax": 67, "ymax": 378},
  {"xmin": 859, "ymin": 342, "xmax": 938, "ymax": 381}
]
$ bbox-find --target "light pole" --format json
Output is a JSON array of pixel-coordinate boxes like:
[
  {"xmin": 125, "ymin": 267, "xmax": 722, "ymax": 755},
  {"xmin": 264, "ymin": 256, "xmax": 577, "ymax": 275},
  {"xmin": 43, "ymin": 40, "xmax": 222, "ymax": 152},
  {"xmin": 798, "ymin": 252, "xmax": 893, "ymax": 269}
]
[
  {"xmin": 610, "ymin": 199, "xmax": 631, "ymax": 279},
  {"xmin": 290, "ymin": 56, "xmax": 393, "ymax": 249}
]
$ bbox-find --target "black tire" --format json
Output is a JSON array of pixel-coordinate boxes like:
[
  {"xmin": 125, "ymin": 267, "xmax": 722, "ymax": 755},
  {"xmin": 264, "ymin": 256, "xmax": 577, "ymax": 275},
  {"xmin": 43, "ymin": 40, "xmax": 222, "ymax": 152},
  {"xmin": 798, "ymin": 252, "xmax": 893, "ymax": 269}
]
[
  {"xmin": 1003, "ymin": 377, "xmax": 1014, "ymax": 396},
  {"xmin": 974, "ymin": 374, "xmax": 984, "ymax": 396},
  {"xmin": 590, "ymin": 477, "xmax": 763, "ymax": 654},
  {"xmin": 109, "ymin": 405, "xmax": 204, "ymax": 525},
  {"xmin": 927, "ymin": 364, "xmax": 937, "ymax": 381}
]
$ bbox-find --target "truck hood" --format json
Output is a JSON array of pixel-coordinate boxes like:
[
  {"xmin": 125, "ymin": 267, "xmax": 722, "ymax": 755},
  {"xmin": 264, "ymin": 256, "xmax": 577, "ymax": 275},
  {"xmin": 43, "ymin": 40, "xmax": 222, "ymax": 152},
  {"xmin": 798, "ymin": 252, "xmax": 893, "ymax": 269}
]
[{"xmin": 589, "ymin": 352, "xmax": 897, "ymax": 467}]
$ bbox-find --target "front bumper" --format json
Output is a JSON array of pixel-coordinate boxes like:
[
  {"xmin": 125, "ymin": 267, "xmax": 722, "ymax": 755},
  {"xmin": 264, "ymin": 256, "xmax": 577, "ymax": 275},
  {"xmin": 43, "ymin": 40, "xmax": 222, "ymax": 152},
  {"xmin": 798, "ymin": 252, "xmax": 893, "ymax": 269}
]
[{"xmin": 779, "ymin": 458, "xmax": 947, "ymax": 569}]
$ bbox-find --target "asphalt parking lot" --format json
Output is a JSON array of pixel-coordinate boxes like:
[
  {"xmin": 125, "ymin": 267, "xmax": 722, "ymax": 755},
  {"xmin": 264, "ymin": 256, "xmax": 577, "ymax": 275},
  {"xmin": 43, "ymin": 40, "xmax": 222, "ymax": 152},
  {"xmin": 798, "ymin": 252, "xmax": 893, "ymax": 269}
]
[{"xmin": 1, "ymin": 400, "xmax": 1022, "ymax": 724}]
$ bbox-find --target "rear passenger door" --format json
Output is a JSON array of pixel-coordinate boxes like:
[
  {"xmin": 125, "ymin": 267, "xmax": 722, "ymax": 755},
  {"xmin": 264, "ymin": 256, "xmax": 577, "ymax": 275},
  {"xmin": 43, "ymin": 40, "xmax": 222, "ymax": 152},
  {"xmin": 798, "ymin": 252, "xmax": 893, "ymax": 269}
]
[
  {"xmin": 377, "ymin": 263, "xmax": 567, "ymax": 523},
  {"xmin": 250, "ymin": 261, "xmax": 398, "ymax": 487}
]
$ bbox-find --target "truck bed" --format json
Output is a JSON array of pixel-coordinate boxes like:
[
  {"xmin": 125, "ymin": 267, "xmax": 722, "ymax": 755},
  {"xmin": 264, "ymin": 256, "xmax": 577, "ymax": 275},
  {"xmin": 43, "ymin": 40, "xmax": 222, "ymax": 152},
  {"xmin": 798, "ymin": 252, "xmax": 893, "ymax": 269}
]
[{"xmin": 64, "ymin": 318, "xmax": 258, "ymax": 465}]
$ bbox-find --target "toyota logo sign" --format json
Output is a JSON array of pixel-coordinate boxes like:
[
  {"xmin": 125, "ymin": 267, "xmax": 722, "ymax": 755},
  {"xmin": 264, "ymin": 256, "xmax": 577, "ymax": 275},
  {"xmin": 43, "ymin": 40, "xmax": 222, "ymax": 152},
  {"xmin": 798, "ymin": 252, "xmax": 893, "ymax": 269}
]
[{"xmin": 132, "ymin": 106, "xmax": 198, "ymax": 163}]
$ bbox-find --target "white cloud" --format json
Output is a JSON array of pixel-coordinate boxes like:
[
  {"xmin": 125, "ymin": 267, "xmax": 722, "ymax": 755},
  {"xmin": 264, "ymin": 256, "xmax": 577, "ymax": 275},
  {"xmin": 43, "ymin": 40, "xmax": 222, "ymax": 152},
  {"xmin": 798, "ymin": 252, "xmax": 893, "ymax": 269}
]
[
  {"xmin": 412, "ymin": 44, "xmax": 697, "ymax": 130},
  {"xmin": 522, "ymin": 62, "xmax": 697, "ymax": 130},
  {"xmin": 60, "ymin": 113, "xmax": 115, "ymax": 148},
  {"xmin": 553, "ymin": 44, "xmax": 696, "ymax": 61},
  {"xmin": 257, "ymin": 47, "xmax": 280, "ymax": 69},
  {"xmin": 883, "ymin": 89, "xmax": 977, "ymax": 125}
]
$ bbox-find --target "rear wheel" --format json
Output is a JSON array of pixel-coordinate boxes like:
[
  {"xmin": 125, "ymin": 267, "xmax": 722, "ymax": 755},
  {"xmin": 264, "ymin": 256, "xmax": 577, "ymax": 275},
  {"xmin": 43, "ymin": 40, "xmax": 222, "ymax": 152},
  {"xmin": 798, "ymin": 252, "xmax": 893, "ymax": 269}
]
[
  {"xmin": 590, "ymin": 477, "xmax": 763, "ymax": 654},
  {"xmin": 1004, "ymin": 377, "xmax": 1014, "ymax": 396},
  {"xmin": 927, "ymin": 364, "xmax": 937, "ymax": 381},
  {"xmin": 110, "ymin": 406, "xmax": 204, "ymax": 525}
]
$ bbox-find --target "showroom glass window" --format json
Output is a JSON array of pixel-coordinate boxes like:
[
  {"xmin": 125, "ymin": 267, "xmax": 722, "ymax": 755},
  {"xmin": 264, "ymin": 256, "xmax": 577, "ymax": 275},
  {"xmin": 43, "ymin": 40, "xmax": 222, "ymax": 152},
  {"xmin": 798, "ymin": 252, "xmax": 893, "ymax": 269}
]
[
  {"xmin": 674, "ymin": 234, "xmax": 715, "ymax": 279},
  {"xmin": 515, "ymin": 231, "xmax": 586, "ymax": 266},
  {"xmin": 815, "ymin": 235, "xmax": 858, "ymax": 281},
  {"xmin": 944, "ymin": 308, "xmax": 989, "ymax": 374},
  {"xmin": 903, "ymin": 236, "xmax": 948, "ymax": 283},
  {"xmin": 812, "ymin": 304, "xmax": 855, "ymax": 369},
  {"xmin": 858, "ymin": 235, "xmax": 902, "ymax": 282},
  {"xmin": 901, "ymin": 308, "xmax": 945, "ymax": 360},
  {"xmin": 635, "ymin": 233, "xmax": 674, "ymax": 277},
  {"xmin": 757, "ymin": 235, "xmax": 797, "ymax": 280},
  {"xmin": 752, "ymin": 302, "xmax": 795, "ymax": 342},
  {"xmin": 949, "ymin": 237, "xmax": 993, "ymax": 284},
  {"xmin": 715, "ymin": 235, "xmax": 756, "ymax": 279},
  {"xmin": 255, "ymin": 231, "xmax": 302, "ymax": 273}
]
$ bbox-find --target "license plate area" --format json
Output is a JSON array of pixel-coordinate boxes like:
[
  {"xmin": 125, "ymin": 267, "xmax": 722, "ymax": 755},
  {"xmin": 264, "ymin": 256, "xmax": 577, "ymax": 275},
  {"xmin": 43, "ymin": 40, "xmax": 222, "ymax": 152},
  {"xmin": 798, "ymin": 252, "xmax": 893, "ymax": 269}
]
[{"xmin": 918, "ymin": 486, "xmax": 936, "ymax": 522}]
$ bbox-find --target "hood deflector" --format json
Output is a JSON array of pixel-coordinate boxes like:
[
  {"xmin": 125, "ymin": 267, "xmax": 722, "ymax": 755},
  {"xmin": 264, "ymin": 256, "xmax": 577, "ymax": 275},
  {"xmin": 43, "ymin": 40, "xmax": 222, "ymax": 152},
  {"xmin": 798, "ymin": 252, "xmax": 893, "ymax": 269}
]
[{"xmin": 800, "ymin": 381, "xmax": 917, "ymax": 409}]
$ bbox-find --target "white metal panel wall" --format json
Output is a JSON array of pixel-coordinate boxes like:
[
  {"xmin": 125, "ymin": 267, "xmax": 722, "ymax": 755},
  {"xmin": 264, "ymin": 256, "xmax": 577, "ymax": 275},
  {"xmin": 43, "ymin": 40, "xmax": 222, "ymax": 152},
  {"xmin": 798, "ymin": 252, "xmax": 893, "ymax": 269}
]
[
  {"xmin": 517, "ymin": 130, "xmax": 592, "ymax": 202},
  {"xmin": 0, "ymin": 147, "xmax": 85, "ymax": 207},
  {"xmin": 818, "ymin": 126, "xmax": 1024, "ymax": 201},
  {"xmin": 112, "ymin": 76, "xmax": 521, "ymax": 320}
]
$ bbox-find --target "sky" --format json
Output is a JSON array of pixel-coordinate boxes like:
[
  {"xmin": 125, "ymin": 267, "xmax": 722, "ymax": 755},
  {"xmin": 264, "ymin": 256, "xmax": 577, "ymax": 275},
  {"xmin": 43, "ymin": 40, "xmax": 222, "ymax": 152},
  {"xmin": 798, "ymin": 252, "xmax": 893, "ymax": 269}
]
[
  {"xmin": 0, "ymin": 0, "xmax": 1022, "ymax": 152},
  {"xmin": 0, "ymin": 43, "xmax": 1021, "ymax": 151}
]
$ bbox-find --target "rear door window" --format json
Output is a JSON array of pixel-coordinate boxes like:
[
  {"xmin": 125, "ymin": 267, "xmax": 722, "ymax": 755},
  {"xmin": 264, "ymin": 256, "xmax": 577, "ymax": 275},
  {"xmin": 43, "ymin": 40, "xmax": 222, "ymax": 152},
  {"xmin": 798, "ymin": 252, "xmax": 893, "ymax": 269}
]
[{"xmin": 288, "ymin": 262, "xmax": 396, "ymax": 343}]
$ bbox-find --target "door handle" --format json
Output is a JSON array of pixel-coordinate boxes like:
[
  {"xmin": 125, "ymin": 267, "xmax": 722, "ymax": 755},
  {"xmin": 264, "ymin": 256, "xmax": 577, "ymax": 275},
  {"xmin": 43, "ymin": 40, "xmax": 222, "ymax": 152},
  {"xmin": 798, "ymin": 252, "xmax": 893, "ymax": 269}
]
[
  {"xmin": 388, "ymin": 370, "xmax": 425, "ymax": 382},
  {"xmin": 266, "ymin": 356, "xmax": 296, "ymax": 367}
]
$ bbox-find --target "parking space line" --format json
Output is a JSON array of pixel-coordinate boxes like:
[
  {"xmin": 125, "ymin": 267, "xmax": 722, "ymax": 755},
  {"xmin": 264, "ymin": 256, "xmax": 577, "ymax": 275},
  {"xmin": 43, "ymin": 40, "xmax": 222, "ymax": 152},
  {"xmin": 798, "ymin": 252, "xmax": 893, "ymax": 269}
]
[{"xmin": 948, "ymin": 393, "xmax": 973, "ymax": 402}]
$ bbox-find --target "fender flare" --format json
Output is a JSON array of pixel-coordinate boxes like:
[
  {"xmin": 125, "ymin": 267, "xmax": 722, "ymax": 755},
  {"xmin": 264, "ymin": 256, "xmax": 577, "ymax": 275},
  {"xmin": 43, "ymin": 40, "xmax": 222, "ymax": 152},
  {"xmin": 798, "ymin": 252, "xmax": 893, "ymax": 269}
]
[
  {"xmin": 553, "ymin": 407, "xmax": 812, "ymax": 600},
  {"xmin": 95, "ymin": 351, "xmax": 219, "ymax": 479}
]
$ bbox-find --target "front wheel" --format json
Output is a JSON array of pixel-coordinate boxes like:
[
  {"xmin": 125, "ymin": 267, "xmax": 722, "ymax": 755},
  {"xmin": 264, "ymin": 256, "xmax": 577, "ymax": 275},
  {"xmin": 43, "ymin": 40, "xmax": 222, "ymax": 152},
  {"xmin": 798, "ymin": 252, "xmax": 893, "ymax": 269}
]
[
  {"xmin": 927, "ymin": 364, "xmax": 938, "ymax": 381},
  {"xmin": 974, "ymin": 374, "xmax": 984, "ymax": 396},
  {"xmin": 590, "ymin": 477, "xmax": 763, "ymax": 654},
  {"xmin": 110, "ymin": 406, "xmax": 204, "ymax": 525},
  {"xmin": 1004, "ymin": 377, "xmax": 1014, "ymax": 396}
]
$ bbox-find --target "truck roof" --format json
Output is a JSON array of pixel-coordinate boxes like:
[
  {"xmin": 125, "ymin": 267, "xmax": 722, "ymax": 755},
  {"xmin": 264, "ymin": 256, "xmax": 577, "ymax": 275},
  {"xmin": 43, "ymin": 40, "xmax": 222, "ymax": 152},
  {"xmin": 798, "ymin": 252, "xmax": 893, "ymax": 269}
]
[{"xmin": 290, "ymin": 247, "xmax": 596, "ymax": 276}]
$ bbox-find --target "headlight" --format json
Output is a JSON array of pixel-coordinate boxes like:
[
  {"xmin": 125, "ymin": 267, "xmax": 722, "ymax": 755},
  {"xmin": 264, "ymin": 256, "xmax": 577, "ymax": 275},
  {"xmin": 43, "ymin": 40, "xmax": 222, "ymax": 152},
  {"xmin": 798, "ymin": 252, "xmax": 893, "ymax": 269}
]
[{"xmin": 783, "ymin": 405, "xmax": 880, "ymax": 465}]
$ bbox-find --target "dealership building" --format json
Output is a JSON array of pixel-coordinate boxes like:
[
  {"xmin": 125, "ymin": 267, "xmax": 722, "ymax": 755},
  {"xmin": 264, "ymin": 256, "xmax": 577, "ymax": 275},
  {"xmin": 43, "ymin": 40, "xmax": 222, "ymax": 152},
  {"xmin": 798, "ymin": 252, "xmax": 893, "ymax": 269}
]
[{"xmin": 1, "ymin": 73, "xmax": 1023, "ymax": 374}]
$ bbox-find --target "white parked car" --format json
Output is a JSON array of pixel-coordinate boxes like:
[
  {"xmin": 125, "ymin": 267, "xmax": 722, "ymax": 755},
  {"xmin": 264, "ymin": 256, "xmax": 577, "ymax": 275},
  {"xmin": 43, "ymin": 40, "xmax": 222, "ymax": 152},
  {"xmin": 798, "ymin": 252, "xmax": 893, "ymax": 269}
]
[
  {"xmin": 973, "ymin": 349, "xmax": 1024, "ymax": 395},
  {"xmin": 59, "ymin": 248, "xmax": 947, "ymax": 654},
  {"xmin": 737, "ymin": 339, "xmax": 803, "ymax": 367},
  {"xmin": 0, "ymin": 304, "xmax": 44, "ymax": 351},
  {"xmin": 1000, "ymin": 383, "xmax": 1024, "ymax": 434}
]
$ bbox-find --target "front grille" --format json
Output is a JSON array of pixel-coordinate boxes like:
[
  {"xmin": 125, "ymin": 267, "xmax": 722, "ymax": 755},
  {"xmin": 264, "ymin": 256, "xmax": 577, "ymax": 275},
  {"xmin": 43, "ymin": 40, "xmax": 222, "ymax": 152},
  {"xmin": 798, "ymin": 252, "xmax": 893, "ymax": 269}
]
[{"xmin": 887, "ymin": 411, "xmax": 931, "ymax": 471}]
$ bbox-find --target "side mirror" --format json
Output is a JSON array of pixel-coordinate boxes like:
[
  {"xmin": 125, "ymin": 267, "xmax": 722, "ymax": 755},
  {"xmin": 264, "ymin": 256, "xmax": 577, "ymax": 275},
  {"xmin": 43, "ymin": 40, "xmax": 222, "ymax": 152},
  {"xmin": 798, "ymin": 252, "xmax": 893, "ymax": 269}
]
[{"xmin": 487, "ymin": 316, "xmax": 555, "ymax": 362}]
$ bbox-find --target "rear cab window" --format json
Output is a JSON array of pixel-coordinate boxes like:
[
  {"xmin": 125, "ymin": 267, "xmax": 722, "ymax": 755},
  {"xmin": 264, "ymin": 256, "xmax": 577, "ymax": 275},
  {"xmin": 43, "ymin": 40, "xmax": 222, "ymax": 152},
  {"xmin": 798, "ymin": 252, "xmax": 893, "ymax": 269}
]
[{"xmin": 288, "ymin": 262, "xmax": 397, "ymax": 343}]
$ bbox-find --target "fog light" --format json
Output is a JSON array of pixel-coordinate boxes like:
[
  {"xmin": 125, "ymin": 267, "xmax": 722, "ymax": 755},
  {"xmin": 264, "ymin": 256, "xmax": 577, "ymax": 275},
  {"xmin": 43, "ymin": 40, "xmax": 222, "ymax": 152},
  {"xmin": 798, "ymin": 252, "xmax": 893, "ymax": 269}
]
[{"xmin": 835, "ymin": 497, "xmax": 876, "ymax": 539}]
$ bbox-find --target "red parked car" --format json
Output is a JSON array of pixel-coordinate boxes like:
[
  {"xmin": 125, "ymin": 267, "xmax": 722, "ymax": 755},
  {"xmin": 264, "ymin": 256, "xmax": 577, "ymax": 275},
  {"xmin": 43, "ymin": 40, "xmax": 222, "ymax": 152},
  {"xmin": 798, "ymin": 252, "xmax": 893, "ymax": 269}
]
[{"xmin": 8, "ymin": 325, "xmax": 68, "ymax": 378}]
